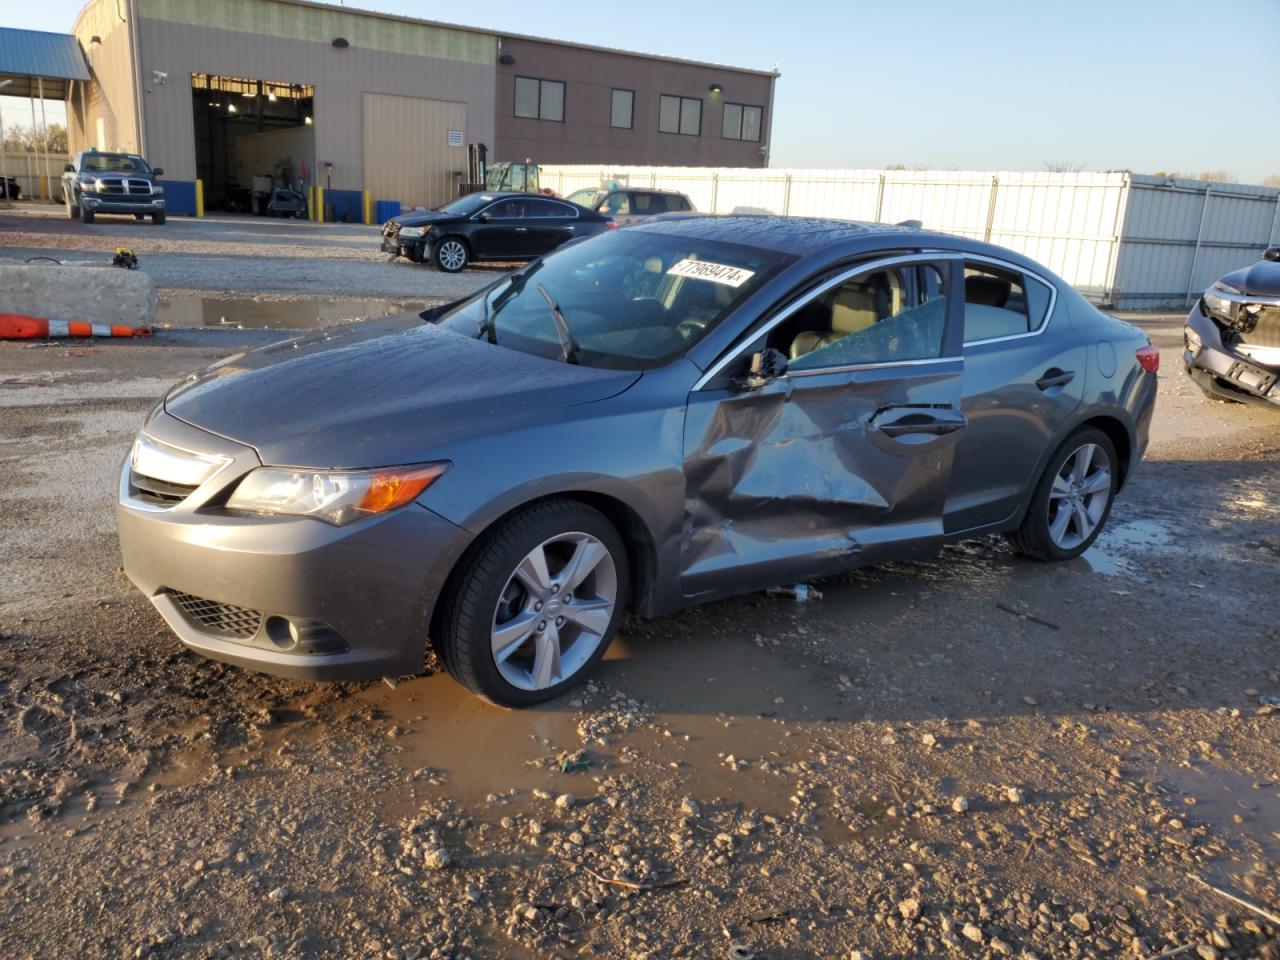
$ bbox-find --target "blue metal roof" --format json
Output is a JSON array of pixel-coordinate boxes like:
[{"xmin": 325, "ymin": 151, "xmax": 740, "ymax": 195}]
[{"xmin": 0, "ymin": 27, "xmax": 89, "ymax": 82}]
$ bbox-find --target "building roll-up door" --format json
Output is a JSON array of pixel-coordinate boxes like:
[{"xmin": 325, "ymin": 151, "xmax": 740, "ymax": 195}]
[{"xmin": 362, "ymin": 92, "xmax": 467, "ymax": 210}]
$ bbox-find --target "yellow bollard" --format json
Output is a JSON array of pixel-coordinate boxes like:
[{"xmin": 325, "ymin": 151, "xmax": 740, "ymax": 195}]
[
  {"xmin": 363, "ymin": 190, "xmax": 372, "ymax": 226},
  {"xmin": 38, "ymin": 175, "xmax": 47, "ymax": 201},
  {"xmin": 195, "ymin": 179, "xmax": 204, "ymax": 218},
  {"xmin": 316, "ymin": 186, "xmax": 325, "ymax": 223}
]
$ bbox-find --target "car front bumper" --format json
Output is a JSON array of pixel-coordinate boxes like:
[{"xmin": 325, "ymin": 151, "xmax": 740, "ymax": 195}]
[
  {"xmin": 116, "ymin": 413, "xmax": 474, "ymax": 681},
  {"xmin": 1184, "ymin": 306, "xmax": 1280, "ymax": 407},
  {"xmin": 82, "ymin": 194, "xmax": 166, "ymax": 215},
  {"xmin": 381, "ymin": 235, "xmax": 426, "ymax": 258}
]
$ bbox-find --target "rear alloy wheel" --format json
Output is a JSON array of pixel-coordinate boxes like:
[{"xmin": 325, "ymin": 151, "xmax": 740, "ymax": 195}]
[
  {"xmin": 1008, "ymin": 427, "xmax": 1117, "ymax": 561},
  {"xmin": 434, "ymin": 238, "xmax": 469, "ymax": 273},
  {"xmin": 437, "ymin": 500, "xmax": 628, "ymax": 706}
]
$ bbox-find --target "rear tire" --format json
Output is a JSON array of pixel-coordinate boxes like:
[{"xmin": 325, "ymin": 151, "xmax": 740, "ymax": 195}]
[
  {"xmin": 152, "ymin": 211, "xmax": 166, "ymax": 225},
  {"xmin": 436, "ymin": 499, "xmax": 629, "ymax": 707},
  {"xmin": 434, "ymin": 237, "xmax": 469, "ymax": 273},
  {"xmin": 1007, "ymin": 426, "xmax": 1117, "ymax": 561}
]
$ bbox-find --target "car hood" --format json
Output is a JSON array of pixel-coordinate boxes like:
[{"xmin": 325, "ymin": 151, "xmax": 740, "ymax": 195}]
[
  {"xmin": 1221, "ymin": 259, "xmax": 1280, "ymax": 298},
  {"xmin": 163, "ymin": 318, "xmax": 641, "ymax": 467},
  {"xmin": 392, "ymin": 210, "xmax": 459, "ymax": 228}
]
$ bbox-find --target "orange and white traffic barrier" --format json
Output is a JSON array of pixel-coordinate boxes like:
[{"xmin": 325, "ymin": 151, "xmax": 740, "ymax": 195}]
[{"xmin": 0, "ymin": 313, "xmax": 151, "ymax": 339}]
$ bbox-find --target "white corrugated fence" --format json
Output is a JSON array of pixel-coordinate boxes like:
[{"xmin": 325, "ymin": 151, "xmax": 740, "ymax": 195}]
[{"xmin": 542, "ymin": 165, "xmax": 1280, "ymax": 309}]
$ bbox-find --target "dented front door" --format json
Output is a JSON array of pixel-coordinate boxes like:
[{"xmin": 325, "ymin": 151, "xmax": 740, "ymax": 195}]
[{"xmin": 679, "ymin": 257, "xmax": 967, "ymax": 598}]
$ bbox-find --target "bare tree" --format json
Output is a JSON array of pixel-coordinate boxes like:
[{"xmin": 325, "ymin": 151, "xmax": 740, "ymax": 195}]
[
  {"xmin": 1195, "ymin": 170, "xmax": 1236, "ymax": 183},
  {"xmin": 2, "ymin": 122, "xmax": 68, "ymax": 154},
  {"xmin": 1044, "ymin": 160, "xmax": 1086, "ymax": 173},
  {"xmin": 1262, "ymin": 174, "xmax": 1280, "ymax": 188}
]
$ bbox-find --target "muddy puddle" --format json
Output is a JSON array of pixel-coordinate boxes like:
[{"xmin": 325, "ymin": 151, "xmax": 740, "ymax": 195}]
[
  {"xmin": 1083, "ymin": 517, "xmax": 1175, "ymax": 576},
  {"xmin": 156, "ymin": 295, "xmax": 427, "ymax": 330}
]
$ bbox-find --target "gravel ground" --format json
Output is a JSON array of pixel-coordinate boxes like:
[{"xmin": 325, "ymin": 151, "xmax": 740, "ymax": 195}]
[
  {"xmin": 1, "ymin": 210, "xmax": 1278, "ymax": 960},
  {"xmin": 0, "ymin": 204, "xmax": 497, "ymax": 301}
]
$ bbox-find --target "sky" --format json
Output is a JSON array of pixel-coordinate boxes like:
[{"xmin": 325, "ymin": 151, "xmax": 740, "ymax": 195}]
[{"xmin": 4, "ymin": 0, "xmax": 1278, "ymax": 182}]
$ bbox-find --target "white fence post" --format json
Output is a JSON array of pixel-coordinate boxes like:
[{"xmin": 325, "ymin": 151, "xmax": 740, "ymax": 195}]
[
  {"xmin": 782, "ymin": 174, "xmax": 792, "ymax": 215},
  {"xmin": 874, "ymin": 175, "xmax": 885, "ymax": 223},
  {"xmin": 983, "ymin": 176, "xmax": 1000, "ymax": 243},
  {"xmin": 1185, "ymin": 183, "xmax": 1213, "ymax": 306},
  {"xmin": 711, "ymin": 172, "xmax": 719, "ymax": 213}
]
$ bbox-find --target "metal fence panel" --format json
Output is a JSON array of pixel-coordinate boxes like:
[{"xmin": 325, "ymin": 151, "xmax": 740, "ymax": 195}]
[{"xmin": 543, "ymin": 164, "xmax": 1280, "ymax": 309}]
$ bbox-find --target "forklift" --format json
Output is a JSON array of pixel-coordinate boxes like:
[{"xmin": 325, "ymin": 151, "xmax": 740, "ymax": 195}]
[{"xmin": 458, "ymin": 143, "xmax": 541, "ymax": 197}]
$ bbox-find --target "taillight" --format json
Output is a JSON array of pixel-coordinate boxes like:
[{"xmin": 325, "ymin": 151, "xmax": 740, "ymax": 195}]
[
  {"xmin": 1135, "ymin": 344, "xmax": 1159, "ymax": 373},
  {"xmin": 605, "ymin": 219, "xmax": 618, "ymax": 229}
]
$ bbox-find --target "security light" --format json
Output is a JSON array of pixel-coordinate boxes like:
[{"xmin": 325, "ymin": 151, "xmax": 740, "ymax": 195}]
[
  {"xmin": 304, "ymin": 116, "xmax": 313, "ymax": 125},
  {"xmin": 332, "ymin": 37, "xmax": 349, "ymax": 48},
  {"xmin": 709, "ymin": 83, "xmax": 723, "ymax": 95}
]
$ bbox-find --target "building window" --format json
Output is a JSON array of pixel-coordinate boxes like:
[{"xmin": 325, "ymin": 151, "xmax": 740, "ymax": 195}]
[
  {"xmin": 722, "ymin": 103, "xmax": 763, "ymax": 141},
  {"xmin": 610, "ymin": 88, "xmax": 634, "ymax": 129},
  {"xmin": 515, "ymin": 76, "xmax": 565, "ymax": 122},
  {"xmin": 659, "ymin": 94, "xmax": 701, "ymax": 136}
]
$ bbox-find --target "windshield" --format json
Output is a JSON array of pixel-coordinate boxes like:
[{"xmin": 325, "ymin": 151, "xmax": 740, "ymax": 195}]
[
  {"xmin": 438, "ymin": 229, "xmax": 789, "ymax": 370},
  {"xmin": 566, "ymin": 189, "xmax": 603, "ymax": 209},
  {"xmin": 437, "ymin": 193, "xmax": 500, "ymax": 216},
  {"xmin": 80, "ymin": 153, "xmax": 151, "ymax": 175}
]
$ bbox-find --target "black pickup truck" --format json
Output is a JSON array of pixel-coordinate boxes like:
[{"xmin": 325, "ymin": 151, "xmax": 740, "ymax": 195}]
[{"xmin": 62, "ymin": 151, "xmax": 167, "ymax": 225}]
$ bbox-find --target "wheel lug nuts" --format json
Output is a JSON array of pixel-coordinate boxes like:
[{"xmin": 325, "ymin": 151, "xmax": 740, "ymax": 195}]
[
  {"xmin": 534, "ymin": 601, "xmax": 543, "ymax": 611},
  {"xmin": 556, "ymin": 616, "xmax": 565, "ymax": 627},
  {"xmin": 538, "ymin": 621, "xmax": 546, "ymax": 631},
  {"xmin": 551, "ymin": 584, "xmax": 560, "ymax": 595}
]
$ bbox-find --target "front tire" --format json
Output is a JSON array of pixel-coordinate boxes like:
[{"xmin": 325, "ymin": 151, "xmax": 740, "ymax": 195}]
[
  {"xmin": 81, "ymin": 206, "xmax": 95, "ymax": 224},
  {"xmin": 436, "ymin": 500, "xmax": 629, "ymax": 707},
  {"xmin": 434, "ymin": 237, "xmax": 469, "ymax": 273},
  {"xmin": 67, "ymin": 196, "xmax": 80, "ymax": 220},
  {"xmin": 152, "ymin": 211, "xmax": 166, "ymax": 225},
  {"xmin": 1008, "ymin": 427, "xmax": 1117, "ymax": 561}
]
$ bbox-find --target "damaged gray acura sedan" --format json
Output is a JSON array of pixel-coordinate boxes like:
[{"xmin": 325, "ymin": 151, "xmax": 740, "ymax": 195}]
[{"xmin": 118, "ymin": 216, "xmax": 1158, "ymax": 706}]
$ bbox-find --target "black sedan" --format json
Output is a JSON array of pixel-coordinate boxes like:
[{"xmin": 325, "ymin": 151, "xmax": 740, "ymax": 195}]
[
  {"xmin": 1184, "ymin": 245, "xmax": 1280, "ymax": 407},
  {"xmin": 381, "ymin": 192, "xmax": 613, "ymax": 272}
]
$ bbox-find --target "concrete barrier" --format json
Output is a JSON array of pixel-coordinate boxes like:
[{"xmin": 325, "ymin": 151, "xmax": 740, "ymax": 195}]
[{"xmin": 0, "ymin": 260, "xmax": 157, "ymax": 327}]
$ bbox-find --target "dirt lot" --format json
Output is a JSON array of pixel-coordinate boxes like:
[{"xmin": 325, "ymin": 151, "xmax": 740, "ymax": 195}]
[
  {"xmin": 0, "ymin": 204, "xmax": 494, "ymax": 302},
  {"xmin": 1, "ymin": 212, "xmax": 1278, "ymax": 960}
]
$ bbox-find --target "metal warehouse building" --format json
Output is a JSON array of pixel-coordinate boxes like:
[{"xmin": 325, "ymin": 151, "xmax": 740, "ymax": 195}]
[{"xmin": 58, "ymin": 0, "xmax": 778, "ymax": 216}]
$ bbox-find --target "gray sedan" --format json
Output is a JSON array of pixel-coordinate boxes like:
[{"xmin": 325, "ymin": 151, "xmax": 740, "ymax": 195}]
[{"xmin": 117, "ymin": 216, "xmax": 1158, "ymax": 706}]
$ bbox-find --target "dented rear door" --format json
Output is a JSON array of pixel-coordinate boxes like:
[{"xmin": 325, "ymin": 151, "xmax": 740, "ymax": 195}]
[{"xmin": 679, "ymin": 255, "xmax": 967, "ymax": 598}]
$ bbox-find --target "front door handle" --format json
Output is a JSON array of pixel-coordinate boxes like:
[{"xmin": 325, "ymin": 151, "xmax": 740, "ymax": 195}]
[
  {"xmin": 871, "ymin": 405, "xmax": 968, "ymax": 439},
  {"xmin": 879, "ymin": 417, "xmax": 966, "ymax": 438},
  {"xmin": 515, "ymin": 226, "xmax": 528, "ymax": 232},
  {"xmin": 1035, "ymin": 368, "xmax": 1075, "ymax": 391}
]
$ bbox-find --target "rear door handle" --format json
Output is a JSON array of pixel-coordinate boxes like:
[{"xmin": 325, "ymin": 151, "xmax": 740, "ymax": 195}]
[
  {"xmin": 515, "ymin": 226, "xmax": 528, "ymax": 232},
  {"xmin": 1035, "ymin": 368, "xmax": 1075, "ymax": 391}
]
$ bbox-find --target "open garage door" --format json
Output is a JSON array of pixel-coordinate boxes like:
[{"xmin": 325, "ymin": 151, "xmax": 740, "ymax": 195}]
[{"xmin": 362, "ymin": 92, "xmax": 466, "ymax": 211}]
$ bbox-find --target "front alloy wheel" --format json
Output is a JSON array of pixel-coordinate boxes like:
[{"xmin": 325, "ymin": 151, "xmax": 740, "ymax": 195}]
[
  {"xmin": 434, "ymin": 238, "xmax": 468, "ymax": 272},
  {"xmin": 491, "ymin": 533, "xmax": 618, "ymax": 692},
  {"xmin": 436, "ymin": 499, "xmax": 629, "ymax": 706}
]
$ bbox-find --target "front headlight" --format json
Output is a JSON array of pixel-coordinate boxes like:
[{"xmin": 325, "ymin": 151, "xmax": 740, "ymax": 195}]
[
  {"xmin": 225, "ymin": 462, "xmax": 449, "ymax": 525},
  {"xmin": 398, "ymin": 226, "xmax": 425, "ymax": 239},
  {"xmin": 151, "ymin": 185, "xmax": 164, "ymax": 196},
  {"xmin": 1202, "ymin": 281, "xmax": 1242, "ymax": 323}
]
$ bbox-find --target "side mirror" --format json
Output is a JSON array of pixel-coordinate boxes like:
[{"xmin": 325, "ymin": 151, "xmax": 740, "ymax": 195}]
[
  {"xmin": 1265, "ymin": 246, "xmax": 1280, "ymax": 263},
  {"xmin": 152, "ymin": 167, "xmax": 164, "ymax": 177},
  {"xmin": 64, "ymin": 163, "xmax": 74, "ymax": 173},
  {"xmin": 475, "ymin": 211, "xmax": 490, "ymax": 222},
  {"xmin": 743, "ymin": 347, "xmax": 788, "ymax": 389}
]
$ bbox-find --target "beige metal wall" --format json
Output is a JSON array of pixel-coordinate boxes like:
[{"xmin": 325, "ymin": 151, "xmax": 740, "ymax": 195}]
[
  {"xmin": 127, "ymin": 0, "xmax": 495, "ymax": 187},
  {"xmin": 70, "ymin": 0, "xmax": 140, "ymax": 154},
  {"xmin": 362, "ymin": 93, "xmax": 467, "ymax": 210}
]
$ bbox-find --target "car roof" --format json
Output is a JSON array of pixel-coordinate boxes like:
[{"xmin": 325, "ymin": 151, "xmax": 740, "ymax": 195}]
[{"xmin": 628, "ymin": 214, "xmax": 1049, "ymax": 271}]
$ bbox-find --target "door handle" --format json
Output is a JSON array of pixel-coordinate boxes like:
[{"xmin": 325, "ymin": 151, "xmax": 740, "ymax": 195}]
[
  {"xmin": 871, "ymin": 405, "xmax": 967, "ymax": 438},
  {"xmin": 879, "ymin": 418, "xmax": 966, "ymax": 438},
  {"xmin": 515, "ymin": 226, "xmax": 528, "ymax": 232},
  {"xmin": 1035, "ymin": 368, "xmax": 1075, "ymax": 391}
]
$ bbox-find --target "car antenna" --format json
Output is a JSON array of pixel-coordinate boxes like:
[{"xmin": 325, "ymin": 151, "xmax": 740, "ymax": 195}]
[{"xmin": 536, "ymin": 283, "xmax": 580, "ymax": 364}]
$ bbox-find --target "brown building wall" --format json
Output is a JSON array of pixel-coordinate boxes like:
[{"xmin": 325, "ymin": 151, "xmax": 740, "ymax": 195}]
[
  {"xmin": 494, "ymin": 36, "xmax": 774, "ymax": 168},
  {"xmin": 71, "ymin": 0, "xmax": 141, "ymax": 155}
]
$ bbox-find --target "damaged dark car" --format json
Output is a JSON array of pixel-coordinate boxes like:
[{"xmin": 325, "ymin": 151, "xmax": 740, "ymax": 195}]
[
  {"xmin": 118, "ymin": 216, "xmax": 1158, "ymax": 706},
  {"xmin": 1184, "ymin": 246, "xmax": 1280, "ymax": 407}
]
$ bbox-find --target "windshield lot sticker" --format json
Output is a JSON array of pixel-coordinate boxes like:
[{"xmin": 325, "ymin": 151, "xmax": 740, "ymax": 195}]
[{"xmin": 666, "ymin": 259, "xmax": 756, "ymax": 287}]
